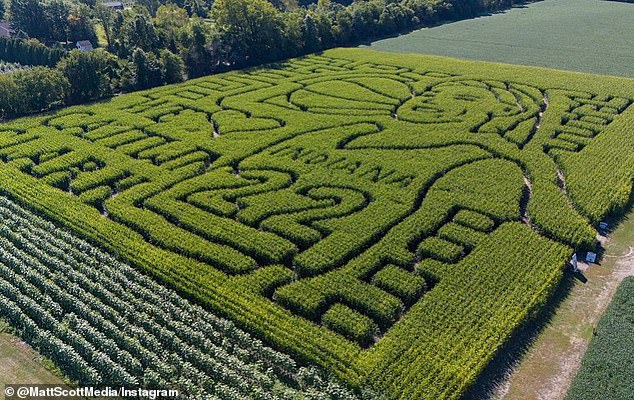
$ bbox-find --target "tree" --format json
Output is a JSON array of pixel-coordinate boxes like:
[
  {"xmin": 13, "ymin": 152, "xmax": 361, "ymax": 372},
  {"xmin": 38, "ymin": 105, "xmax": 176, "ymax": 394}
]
[
  {"xmin": 314, "ymin": 11, "xmax": 335, "ymax": 48},
  {"xmin": 403, "ymin": 0, "xmax": 442, "ymax": 23},
  {"xmin": 160, "ymin": 49, "xmax": 185, "ymax": 84},
  {"xmin": 156, "ymin": 4, "xmax": 189, "ymax": 31},
  {"xmin": 94, "ymin": 4, "xmax": 115, "ymax": 50},
  {"xmin": 302, "ymin": 13, "xmax": 321, "ymax": 53},
  {"xmin": 131, "ymin": 48, "xmax": 162, "ymax": 90},
  {"xmin": 46, "ymin": 0, "xmax": 71, "ymax": 42},
  {"xmin": 111, "ymin": 11, "xmax": 159, "ymax": 57},
  {"xmin": 349, "ymin": 0, "xmax": 381, "ymax": 41},
  {"xmin": 281, "ymin": 11, "xmax": 302, "ymax": 58},
  {"xmin": 127, "ymin": 13, "xmax": 159, "ymax": 53},
  {"xmin": 155, "ymin": 4, "xmax": 188, "ymax": 52},
  {"xmin": 66, "ymin": 3, "xmax": 97, "ymax": 43},
  {"xmin": 378, "ymin": 2, "xmax": 415, "ymax": 34},
  {"xmin": 0, "ymin": 75, "xmax": 19, "ymax": 118},
  {"xmin": 136, "ymin": 0, "xmax": 162, "ymax": 16},
  {"xmin": 316, "ymin": 0, "xmax": 332, "ymax": 10},
  {"xmin": 9, "ymin": 0, "xmax": 46, "ymax": 39},
  {"xmin": 182, "ymin": 19, "xmax": 214, "ymax": 78},
  {"xmin": 183, "ymin": 0, "xmax": 209, "ymax": 17},
  {"xmin": 57, "ymin": 49, "xmax": 119, "ymax": 104},
  {"xmin": 211, "ymin": 0, "xmax": 285, "ymax": 66},
  {"xmin": 332, "ymin": 7, "xmax": 353, "ymax": 43},
  {"xmin": 12, "ymin": 67, "xmax": 69, "ymax": 114},
  {"xmin": 269, "ymin": 0, "xmax": 298, "ymax": 11}
]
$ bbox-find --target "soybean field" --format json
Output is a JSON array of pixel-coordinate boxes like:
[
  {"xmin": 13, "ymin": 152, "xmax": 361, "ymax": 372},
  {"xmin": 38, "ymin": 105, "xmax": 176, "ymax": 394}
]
[
  {"xmin": 565, "ymin": 277, "xmax": 634, "ymax": 400},
  {"xmin": 0, "ymin": 48, "xmax": 633, "ymax": 399}
]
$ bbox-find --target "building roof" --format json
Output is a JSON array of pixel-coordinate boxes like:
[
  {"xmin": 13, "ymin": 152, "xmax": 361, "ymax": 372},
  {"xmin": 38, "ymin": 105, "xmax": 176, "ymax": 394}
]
[
  {"xmin": 102, "ymin": 1, "xmax": 123, "ymax": 8},
  {"xmin": 76, "ymin": 40, "xmax": 94, "ymax": 51},
  {"xmin": 0, "ymin": 21, "xmax": 12, "ymax": 38}
]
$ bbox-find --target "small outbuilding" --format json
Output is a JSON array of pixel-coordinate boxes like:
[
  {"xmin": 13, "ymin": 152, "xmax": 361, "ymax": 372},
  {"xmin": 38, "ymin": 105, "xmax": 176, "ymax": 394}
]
[
  {"xmin": 102, "ymin": 1, "xmax": 124, "ymax": 10},
  {"xmin": 76, "ymin": 40, "xmax": 94, "ymax": 52}
]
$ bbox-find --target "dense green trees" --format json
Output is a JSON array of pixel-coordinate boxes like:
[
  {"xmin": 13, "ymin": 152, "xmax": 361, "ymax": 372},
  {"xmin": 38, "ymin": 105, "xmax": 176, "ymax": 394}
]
[
  {"xmin": 0, "ymin": 75, "xmax": 19, "ymax": 118},
  {"xmin": 111, "ymin": 11, "xmax": 160, "ymax": 57},
  {"xmin": 0, "ymin": 0, "xmax": 530, "ymax": 120},
  {"xmin": 118, "ymin": 47, "xmax": 185, "ymax": 90},
  {"xmin": 8, "ymin": 0, "xmax": 45, "ymax": 39},
  {"xmin": 212, "ymin": 0, "xmax": 286, "ymax": 66},
  {"xmin": 180, "ymin": 19, "xmax": 215, "ymax": 78},
  {"xmin": 160, "ymin": 49, "xmax": 186, "ymax": 84},
  {"xmin": 0, "ymin": 38, "xmax": 65, "ymax": 66},
  {"xmin": 130, "ymin": 48, "xmax": 162, "ymax": 89},
  {"xmin": 95, "ymin": 0, "xmax": 524, "ymax": 78},
  {"xmin": 9, "ymin": 0, "xmax": 96, "ymax": 43},
  {"xmin": 0, "ymin": 67, "xmax": 68, "ymax": 116},
  {"xmin": 57, "ymin": 49, "xmax": 119, "ymax": 104}
]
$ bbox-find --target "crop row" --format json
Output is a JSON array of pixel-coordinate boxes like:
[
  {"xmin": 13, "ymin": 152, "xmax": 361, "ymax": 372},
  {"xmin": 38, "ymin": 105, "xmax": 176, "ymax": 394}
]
[
  {"xmin": 0, "ymin": 49, "xmax": 632, "ymax": 400},
  {"xmin": 365, "ymin": 222, "xmax": 571, "ymax": 399},
  {"xmin": 0, "ymin": 196, "xmax": 369, "ymax": 400},
  {"xmin": 565, "ymin": 277, "xmax": 634, "ymax": 400}
]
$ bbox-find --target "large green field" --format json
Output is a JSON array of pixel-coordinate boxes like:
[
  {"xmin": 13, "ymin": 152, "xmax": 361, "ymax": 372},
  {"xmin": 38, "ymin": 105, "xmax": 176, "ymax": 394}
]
[
  {"xmin": 362, "ymin": 0, "xmax": 634, "ymax": 77},
  {"xmin": 0, "ymin": 48, "xmax": 633, "ymax": 399}
]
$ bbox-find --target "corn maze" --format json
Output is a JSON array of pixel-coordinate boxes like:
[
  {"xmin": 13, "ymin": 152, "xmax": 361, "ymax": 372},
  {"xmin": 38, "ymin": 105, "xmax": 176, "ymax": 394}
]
[{"xmin": 0, "ymin": 48, "xmax": 633, "ymax": 399}]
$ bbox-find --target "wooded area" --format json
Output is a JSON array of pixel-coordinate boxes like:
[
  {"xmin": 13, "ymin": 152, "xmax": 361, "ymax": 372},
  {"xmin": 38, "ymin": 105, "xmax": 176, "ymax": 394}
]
[{"xmin": 0, "ymin": 0, "xmax": 524, "ymax": 118}]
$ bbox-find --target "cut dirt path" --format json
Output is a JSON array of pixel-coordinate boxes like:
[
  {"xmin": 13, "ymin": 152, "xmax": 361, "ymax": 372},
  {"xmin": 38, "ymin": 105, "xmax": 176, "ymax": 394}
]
[
  {"xmin": 493, "ymin": 211, "xmax": 634, "ymax": 400},
  {"xmin": 0, "ymin": 331, "xmax": 64, "ymax": 399}
]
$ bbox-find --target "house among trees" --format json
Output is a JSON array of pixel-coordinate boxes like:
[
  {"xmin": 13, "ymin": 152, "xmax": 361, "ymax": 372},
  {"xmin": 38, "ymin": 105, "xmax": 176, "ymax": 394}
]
[
  {"xmin": 102, "ymin": 1, "xmax": 124, "ymax": 10},
  {"xmin": 0, "ymin": 21, "xmax": 13, "ymax": 38},
  {"xmin": 76, "ymin": 40, "xmax": 94, "ymax": 51}
]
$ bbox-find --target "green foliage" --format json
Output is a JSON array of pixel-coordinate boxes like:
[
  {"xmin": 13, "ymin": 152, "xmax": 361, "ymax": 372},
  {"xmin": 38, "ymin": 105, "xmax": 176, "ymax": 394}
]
[
  {"xmin": 9, "ymin": 0, "xmax": 96, "ymax": 43},
  {"xmin": 0, "ymin": 0, "xmax": 533, "ymax": 120},
  {"xmin": 0, "ymin": 49, "xmax": 631, "ymax": 399},
  {"xmin": 160, "ymin": 49, "xmax": 185, "ymax": 84},
  {"xmin": 1, "ymin": 67, "xmax": 69, "ymax": 115},
  {"xmin": 212, "ymin": 0, "xmax": 287, "ymax": 65},
  {"xmin": 453, "ymin": 210, "xmax": 495, "ymax": 232},
  {"xmin": 417, "ymin": 237, "xmax": 464, "ymax": 263},
  {"xmin": 0, "ymin": 196, "xmax": 367, "ymax": 398},
  {"xmin": 566, "ymin": 277, "xmax": 634, "ymax": 400},
  {"xmin": 437, "ymin": 223, "xmax": 487, "ymax": 249},
  {"xmin": 367, "ymin": 222, "xmax": 571, "ymax": 399},
  {"xmin": 57, "ymin": 49, "xmax": 119, "ymax": 105},
  {"xmin": 323, "ymin": 303, "xmax": 378, "ymax": 346},
  {"xmin": 372, "ymin": 265, "xmax": 426, "ymax": 305},
  {"xmin": 0, "ymin": 38, "xmax": 65, "ymax": 67}
]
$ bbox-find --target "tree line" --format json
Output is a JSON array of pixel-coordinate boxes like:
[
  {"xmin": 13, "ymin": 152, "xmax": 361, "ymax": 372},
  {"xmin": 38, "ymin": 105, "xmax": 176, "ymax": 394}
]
[
  {"xmin": 0, "ymin": 38, "xmax": 65, "ymax": 66},
  {"xmin": 0, "ymin": 0, "xmax": 522, "ymax": 119}
]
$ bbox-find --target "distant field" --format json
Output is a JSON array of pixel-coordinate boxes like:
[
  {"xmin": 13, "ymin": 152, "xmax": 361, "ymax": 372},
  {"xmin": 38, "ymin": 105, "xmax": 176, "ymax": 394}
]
[
  {"xmin": 362, "ymin": 0, "xmax": 634, "ymax": 77},
  {"xmin": 0, "ymin": 48, "xmax": 633, "ymax": 399}
]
